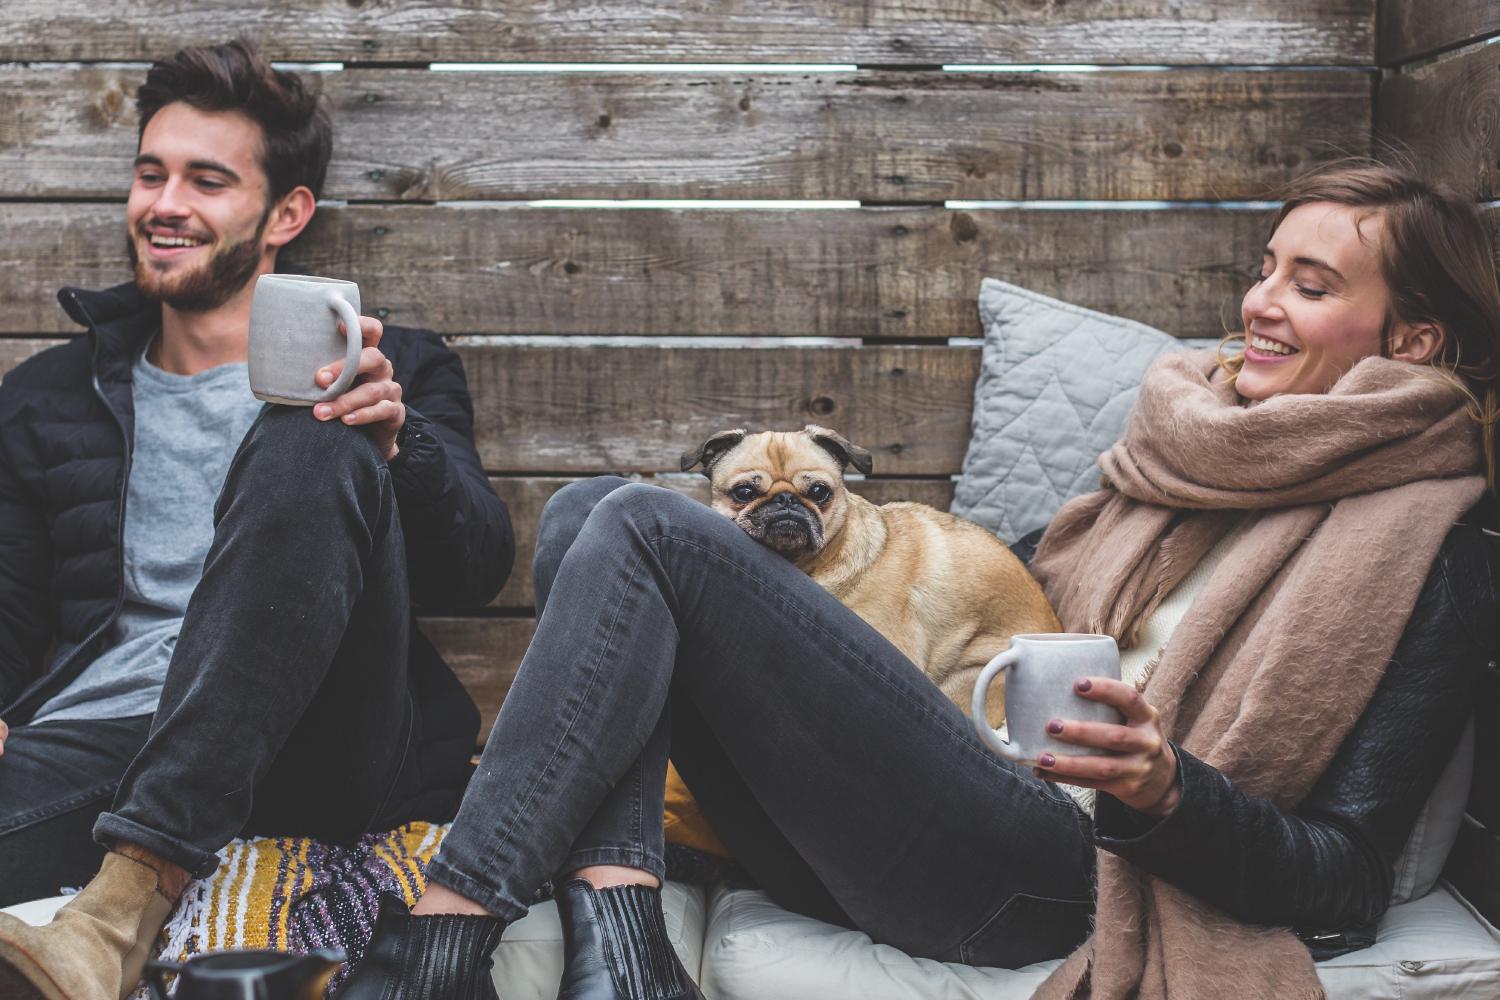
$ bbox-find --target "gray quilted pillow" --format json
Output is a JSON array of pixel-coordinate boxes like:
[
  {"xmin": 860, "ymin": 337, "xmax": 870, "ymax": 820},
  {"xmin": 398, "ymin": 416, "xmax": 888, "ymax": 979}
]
[{"xmin": 951, "ymin": 278, "xmax": 1218, "ymax": 541}]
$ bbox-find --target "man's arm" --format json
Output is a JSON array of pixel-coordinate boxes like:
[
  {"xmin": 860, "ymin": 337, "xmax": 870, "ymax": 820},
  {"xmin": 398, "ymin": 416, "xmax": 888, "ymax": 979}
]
[
  {"xmin": 386, "ymin": 335, "xmax": 515, "ymax": 609},
  {"xmin": 313, "ymin": 319, "xmax": 516, "ymax": 610}
]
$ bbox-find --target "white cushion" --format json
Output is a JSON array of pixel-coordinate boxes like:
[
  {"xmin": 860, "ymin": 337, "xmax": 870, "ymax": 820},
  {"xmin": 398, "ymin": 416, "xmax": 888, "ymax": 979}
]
[
  {"xmin": 2, "ymin": 883, "xmax": 710, "ymax": 1000},
  {"xmin": 1389, "ymin": 719, "xmax": 1474, "ymax": 905},
  {"xmin": 491, "ymin": 881, "xmax": 707, "ymax": 999},
  {"xmin": 0, "ymin": 894, "xmax": 69, "ymax": 925},
  {"xmin": 699, "ymin": 885, "xmax": 1060, "ymax": 1000},
  {"xmin": 950, "ymin": 278, "xmax": 1218, "ymax": 542},
  {"xmin": 699, "ymin": 883, "xmax": 1500, "ymax": 1000}
]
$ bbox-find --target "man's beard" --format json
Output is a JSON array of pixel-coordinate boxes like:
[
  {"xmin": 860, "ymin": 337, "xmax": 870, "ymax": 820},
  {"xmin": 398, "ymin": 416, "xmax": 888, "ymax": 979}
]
[{"xmin": 128, "ymin": 212, "xmax": 270, "ymax": 312}]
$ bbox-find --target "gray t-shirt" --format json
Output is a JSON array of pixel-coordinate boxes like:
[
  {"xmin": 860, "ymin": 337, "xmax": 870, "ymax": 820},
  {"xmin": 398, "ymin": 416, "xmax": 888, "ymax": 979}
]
[{"xmin": 31, "ymin": 347, "xmax": 264, "ymax": 724}]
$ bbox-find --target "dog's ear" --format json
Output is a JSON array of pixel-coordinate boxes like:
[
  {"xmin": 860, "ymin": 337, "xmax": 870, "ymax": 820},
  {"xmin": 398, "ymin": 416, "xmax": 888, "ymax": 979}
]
[
  {"xmin": 803, "ymin": 425, "xmax": 874, "ymax": 475},
  {"xmin": 681, "ymin": 428, "xmax": 749, "ymax": 476}
]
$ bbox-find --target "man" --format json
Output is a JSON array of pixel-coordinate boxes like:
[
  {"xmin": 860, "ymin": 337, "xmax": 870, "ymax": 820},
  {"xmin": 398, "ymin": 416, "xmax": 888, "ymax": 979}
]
[{"xmin": 0, "ymin": 40, "xmax": 513, "ymax": 999}]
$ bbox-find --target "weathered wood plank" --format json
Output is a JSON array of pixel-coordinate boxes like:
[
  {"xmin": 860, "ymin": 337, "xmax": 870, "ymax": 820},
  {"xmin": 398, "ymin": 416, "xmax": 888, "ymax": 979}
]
[
  {"xmin": 488, "ymin": 474, "xmax": 956, "ymax": 609},
  {"xmin": 457, "ymin": 343, "xmax": 978, "ymax": 476},
  {"xmin": 1375, "ymin": 42, "xmax": 1500, "ymax": 200},
  {"xmin": 0, "ymin": 1, "xmax": 1375, "ymax": 66},
  {"xmin": 0, "ymin": 203, "xmax": 1272, "ymax": 339},
  {"xmin": 1, "ymin": 66, "xmax": 1370, "ymax": 202},
  {"xmin": 0, "ymin": 339, "xmax": 66, "ymax": 375},
  {"xmin": 416, "ymin": 616, "xmax": 534, "ymax": 737},
  {"xmin": 0, "ymin": 333, "xmax": 980, "ymax": 476},
  {"xmin": 1378, "ymin": 0, "xmax": 1500, "ymax": 66}
]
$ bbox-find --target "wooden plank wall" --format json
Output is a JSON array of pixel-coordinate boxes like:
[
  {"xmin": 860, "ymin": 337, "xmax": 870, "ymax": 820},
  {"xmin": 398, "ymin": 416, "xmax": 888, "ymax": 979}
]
[
  {"xmin": 1375, "ymin": 0, "xmax": 1500, "ymax": 923},
  {"xmin": 2, "ymin": 7, "xmax": 1373, "ymax": 730}
]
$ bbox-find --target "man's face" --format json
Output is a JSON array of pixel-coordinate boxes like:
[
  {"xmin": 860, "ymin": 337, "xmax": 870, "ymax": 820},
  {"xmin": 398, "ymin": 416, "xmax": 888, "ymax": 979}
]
[{"xmin": 127, "ymin": 102, "xmax": 276, "ymax": 312}]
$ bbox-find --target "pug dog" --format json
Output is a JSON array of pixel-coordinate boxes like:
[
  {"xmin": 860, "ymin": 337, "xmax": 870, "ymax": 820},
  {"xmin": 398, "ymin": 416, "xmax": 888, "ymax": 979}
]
[{"xmin": 681, "ymin": 424, "xmax": 1060, "ymax": 725}]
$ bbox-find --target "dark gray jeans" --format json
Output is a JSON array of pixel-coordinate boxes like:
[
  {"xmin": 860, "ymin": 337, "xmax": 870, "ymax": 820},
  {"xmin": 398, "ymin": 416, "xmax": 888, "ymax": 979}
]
[
  {"xmin": 0, "ymin": 406, "xmax": 415, "ymax": 902},
  {"xmin": 428, "ymin": 478, "xmax": 1095, "ymax": 969}
]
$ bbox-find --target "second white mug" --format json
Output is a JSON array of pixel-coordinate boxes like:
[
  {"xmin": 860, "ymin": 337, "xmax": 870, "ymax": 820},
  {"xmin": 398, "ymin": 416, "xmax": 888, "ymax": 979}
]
[{"xmin": 972, "ymin": 633, "xmax": 1125, "ymax": 766}]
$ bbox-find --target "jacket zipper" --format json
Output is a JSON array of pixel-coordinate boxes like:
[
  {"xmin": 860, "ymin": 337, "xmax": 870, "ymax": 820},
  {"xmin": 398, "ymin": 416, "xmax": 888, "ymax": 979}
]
[{"xmin": 36, "ymin": 290, "xmax": 134, "ymax": 703}]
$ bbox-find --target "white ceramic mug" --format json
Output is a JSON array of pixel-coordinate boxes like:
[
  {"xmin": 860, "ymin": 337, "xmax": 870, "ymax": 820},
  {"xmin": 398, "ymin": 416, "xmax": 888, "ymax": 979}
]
[
  {"xmin": 972, "ymin": 633, "xmax": 1125, "ymax": 766},
  {"xmin": 247, "ymin": 274, "xmax": 363, "ymax": 405}
]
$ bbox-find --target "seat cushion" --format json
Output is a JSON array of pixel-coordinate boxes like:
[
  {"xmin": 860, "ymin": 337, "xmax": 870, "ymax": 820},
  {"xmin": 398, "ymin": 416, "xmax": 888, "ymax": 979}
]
[
  {"xmin": 1, "ymin": 884, "xmax": 709, "ymax": 1000},
  {"xmin": 492, "ymin": 881, "xmax": 707, "ymax": 1000},
  {"xmin": 699, "ymin": 883, "xmax": 1500, "ymax": 1000},
  {"xmin": 0, "ymin": 894, "xmax": 69, "ymax": 926}
]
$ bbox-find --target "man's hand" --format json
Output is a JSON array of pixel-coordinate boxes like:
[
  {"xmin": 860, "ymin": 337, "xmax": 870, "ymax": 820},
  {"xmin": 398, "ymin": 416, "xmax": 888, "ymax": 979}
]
[
  {"xmin": 0, "ymin": 717, "xmax": 9, "ymax": 758},
  {"xmin": 313, "ymin": 315, "xmax": 405, "ymax": 461},
  {"xmin": 1031, "ymin": 677, "xmax": 1182, "ymax": 818}
]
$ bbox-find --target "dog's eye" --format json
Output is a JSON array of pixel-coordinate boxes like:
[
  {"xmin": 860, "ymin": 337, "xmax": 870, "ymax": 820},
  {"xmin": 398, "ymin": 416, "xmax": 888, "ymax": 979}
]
[
  {"xmin": 731, "ymin": 484, "xmax": 757, "ymax": 503},
  {"xmin": 807, "ymin": 483, "xmax": 831, "ymax": 503}
]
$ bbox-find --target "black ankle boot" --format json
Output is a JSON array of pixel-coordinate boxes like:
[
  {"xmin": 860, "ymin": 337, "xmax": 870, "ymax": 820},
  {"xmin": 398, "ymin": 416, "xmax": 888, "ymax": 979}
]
[
  {"xmin": 338, "ymin": 893, "xmax": 505, "ymax": 1000},
  {"xmin": 555, "ymin": 879, "xmax": 704, "ymax": 1000}
]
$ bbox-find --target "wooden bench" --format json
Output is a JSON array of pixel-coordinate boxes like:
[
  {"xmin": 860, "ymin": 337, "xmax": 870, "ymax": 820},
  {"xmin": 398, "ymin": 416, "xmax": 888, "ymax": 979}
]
[{"xmin": 2, "ymin": 0, "xmax": 1496, "ymax": 924}]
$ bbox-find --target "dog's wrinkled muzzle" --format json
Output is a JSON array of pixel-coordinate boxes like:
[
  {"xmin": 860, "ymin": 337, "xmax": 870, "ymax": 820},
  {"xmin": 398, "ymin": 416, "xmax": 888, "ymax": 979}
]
[{"xmin": 745, "ymin": 495, "xmax": 822, "ymax": 557}]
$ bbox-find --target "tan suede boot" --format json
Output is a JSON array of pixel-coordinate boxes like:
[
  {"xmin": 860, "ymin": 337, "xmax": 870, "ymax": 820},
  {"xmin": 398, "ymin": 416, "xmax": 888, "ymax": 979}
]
[{"xmin": 0, "ymin": 846, "xmax": 188, "ymax": 1000}]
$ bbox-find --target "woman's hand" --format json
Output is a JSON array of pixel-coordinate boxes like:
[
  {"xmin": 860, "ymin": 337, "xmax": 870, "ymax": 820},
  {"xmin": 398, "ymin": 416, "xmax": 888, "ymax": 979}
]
[
  {"xmin": 312, "ymin": 315, "xmax": 406, "ymax": 461},
  {"xmin": 1033, "ymin": 677, "xmax": 1182, "ymax": 818}
]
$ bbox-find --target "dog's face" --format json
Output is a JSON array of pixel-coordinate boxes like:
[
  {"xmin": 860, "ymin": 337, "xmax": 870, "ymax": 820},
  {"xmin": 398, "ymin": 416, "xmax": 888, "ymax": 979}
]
[{"xmin": 682, "ymin": 425, "xmax": 873, "ymax": 561}]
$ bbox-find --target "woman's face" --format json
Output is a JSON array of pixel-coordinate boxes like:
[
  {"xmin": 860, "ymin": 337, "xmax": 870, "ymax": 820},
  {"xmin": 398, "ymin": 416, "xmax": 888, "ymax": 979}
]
[{"xmin": 1237, "ymin": 202, "xmax": 1409, "ymax": 400}]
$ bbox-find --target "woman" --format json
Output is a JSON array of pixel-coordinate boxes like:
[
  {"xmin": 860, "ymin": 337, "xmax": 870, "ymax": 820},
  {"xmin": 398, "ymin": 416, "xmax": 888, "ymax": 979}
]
[{"xmin": 344, "ymin": 163, "xmax": 1499, "ymax": 1000}]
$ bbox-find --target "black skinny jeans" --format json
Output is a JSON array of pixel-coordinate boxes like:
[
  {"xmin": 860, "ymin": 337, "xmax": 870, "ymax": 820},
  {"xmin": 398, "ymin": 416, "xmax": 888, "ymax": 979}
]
[
  {"xmin": 428, "ymin": 477, "xmax": 1096, "ymax": 969},
  {"xmin": 0, "ymin": 406, "xmax": 417, "ymax": 901}
]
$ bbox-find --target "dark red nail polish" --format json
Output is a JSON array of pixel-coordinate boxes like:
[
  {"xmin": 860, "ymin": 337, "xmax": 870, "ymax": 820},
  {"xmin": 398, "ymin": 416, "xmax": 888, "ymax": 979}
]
[
  {"xmin": 1076, "ymin": 678, "xmax": 1093, "ymax": 692},
  {"xmin": 1039, "ymin": 753, "xmax": 1056, "ymax": 768},
  {"xmin": 1047, "ymin": 719, "xmax": 1064, "ymax": 734}
]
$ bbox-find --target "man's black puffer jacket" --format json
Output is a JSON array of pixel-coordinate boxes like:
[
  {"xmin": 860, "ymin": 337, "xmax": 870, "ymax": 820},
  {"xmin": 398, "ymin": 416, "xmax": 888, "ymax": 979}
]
[
  {"xmin": 1015, "ymin": 496, "xmax": 1498, "ymax": 958},
  {"xmin": 0, "ymin": 281, "xmax": 516, "ymax": 820}
]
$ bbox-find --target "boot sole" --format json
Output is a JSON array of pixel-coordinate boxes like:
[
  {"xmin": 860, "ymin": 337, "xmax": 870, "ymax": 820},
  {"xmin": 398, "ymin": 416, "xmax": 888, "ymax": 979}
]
[{"xmin": 0, "ymin": 939, "xmax": 66, "ymax": 1000}]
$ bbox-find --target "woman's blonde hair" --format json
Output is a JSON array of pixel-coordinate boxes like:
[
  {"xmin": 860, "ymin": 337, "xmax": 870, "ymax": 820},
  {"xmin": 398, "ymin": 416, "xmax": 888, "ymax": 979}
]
[{"xmin": 1220, "ymin": 160, "xmax": 1500, "ymax": 492}]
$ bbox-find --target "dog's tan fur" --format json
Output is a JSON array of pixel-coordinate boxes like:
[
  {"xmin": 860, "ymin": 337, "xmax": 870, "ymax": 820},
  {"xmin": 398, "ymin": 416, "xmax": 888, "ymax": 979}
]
[{"xmin": 684, "ymin": 425, "xmax": 1060, "ymax": 724}]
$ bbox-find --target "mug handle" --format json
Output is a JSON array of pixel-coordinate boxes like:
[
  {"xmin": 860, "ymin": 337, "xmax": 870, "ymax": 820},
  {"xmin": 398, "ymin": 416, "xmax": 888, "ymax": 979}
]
[
  {"xmin": 972, "ymin": 647, "xmax": 1022, "ymax": 761},
  {"xmin": 319, "ymin": 293, "xmax": 365, "ymax": 402},
  {"xmin": 142, "ymin": 958, "xmax": 183, "ymax": 1000}
]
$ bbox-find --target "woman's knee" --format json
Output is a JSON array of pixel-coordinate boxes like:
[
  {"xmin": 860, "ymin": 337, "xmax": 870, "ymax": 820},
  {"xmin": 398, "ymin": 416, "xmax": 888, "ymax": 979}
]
[
  {"xmin": 538, "ymin": 478, "xmax": 633, "ymax": 556},
  {"xmin": 534, "ymin": 477, "xmax": 635, "ymax": 607}
]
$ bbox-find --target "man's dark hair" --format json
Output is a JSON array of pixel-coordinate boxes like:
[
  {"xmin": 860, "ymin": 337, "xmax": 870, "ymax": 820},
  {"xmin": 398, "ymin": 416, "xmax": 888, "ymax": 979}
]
[{"xmin": 136, "ymin": 39, "xmax": 333, "ymax": 202}]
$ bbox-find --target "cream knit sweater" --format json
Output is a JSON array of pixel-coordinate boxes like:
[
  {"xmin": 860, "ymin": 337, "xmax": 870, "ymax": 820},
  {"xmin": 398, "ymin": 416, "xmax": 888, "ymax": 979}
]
[{"xmin": 1064, "ymin": 523, "xmax": 1243, "ymax": 813}]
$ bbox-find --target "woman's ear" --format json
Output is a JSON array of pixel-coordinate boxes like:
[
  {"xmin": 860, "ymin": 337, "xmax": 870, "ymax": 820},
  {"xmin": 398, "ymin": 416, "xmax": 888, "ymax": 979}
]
[{"xmin": 1389, "ymin": 321, "xmax": 1445, "ymax": 364}]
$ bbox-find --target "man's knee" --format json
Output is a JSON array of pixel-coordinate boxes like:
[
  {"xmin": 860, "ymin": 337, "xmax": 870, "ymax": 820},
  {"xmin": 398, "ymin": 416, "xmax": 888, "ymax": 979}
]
[{"xmin": 221, "ymin": 405, "xmax": 387, "ymax": 518}]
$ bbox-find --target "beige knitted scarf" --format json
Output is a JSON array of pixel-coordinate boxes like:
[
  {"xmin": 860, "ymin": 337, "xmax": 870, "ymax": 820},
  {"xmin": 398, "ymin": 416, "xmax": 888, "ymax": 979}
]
[{"xmin": 1028, "ymin": 351, "xmax": 1485, "ymax": 1000}]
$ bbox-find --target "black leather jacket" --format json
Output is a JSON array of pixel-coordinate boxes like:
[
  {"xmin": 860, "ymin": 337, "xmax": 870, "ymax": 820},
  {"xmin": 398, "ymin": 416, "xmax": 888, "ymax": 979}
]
[{"xmin": 1018, "ymin": 495, "xmax": 1499, "ymax": 957}]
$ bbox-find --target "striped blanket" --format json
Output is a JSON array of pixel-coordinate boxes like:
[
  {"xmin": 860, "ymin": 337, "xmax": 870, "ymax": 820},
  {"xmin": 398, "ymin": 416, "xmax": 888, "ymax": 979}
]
[{"xmin": 129, "ymin": 822, "xmax": 447, "ymax": 998}]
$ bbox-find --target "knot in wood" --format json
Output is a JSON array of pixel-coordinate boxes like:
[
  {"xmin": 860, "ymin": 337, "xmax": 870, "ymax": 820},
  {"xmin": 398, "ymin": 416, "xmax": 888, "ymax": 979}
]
[
  {"xmin": 808, "ymin": 395, "xmax": 836, "ymax": 417},
  {"xmin": 948, "ymin": 212, "xmax": 979, "ymax": 244}
]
